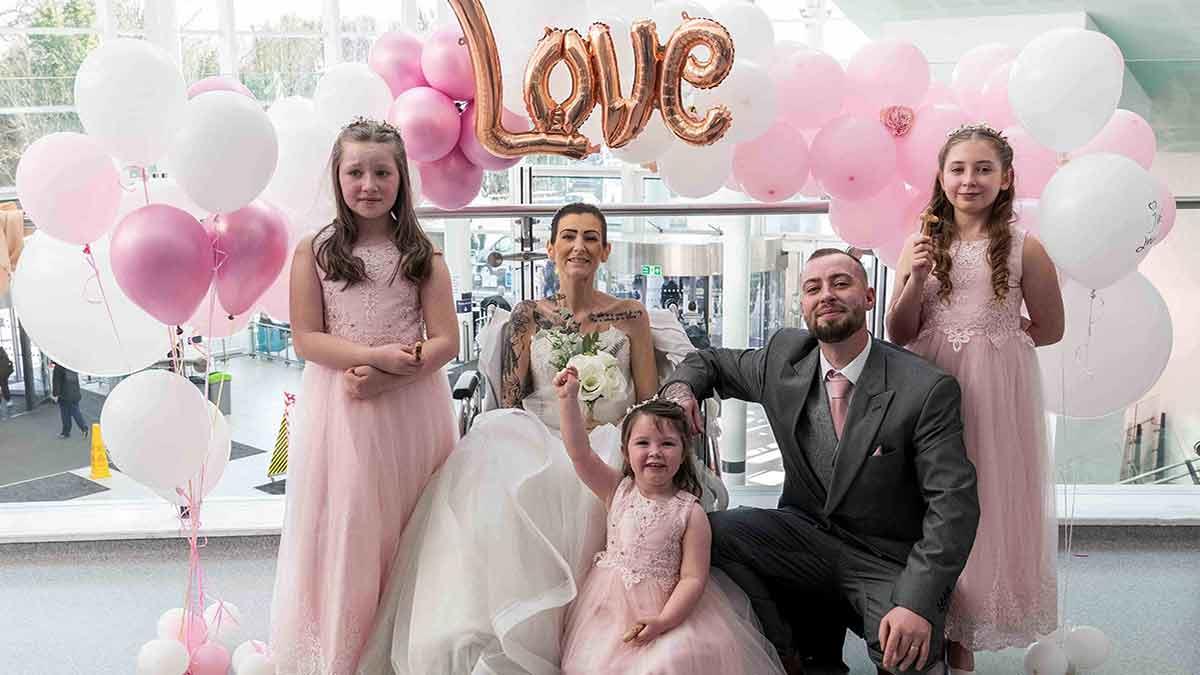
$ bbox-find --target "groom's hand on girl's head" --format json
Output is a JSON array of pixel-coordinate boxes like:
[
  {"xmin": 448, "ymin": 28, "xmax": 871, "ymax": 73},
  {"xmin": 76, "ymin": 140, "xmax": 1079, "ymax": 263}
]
[{"xmin": 663, "ymin": 383, "xmax": 703, "ymax": 435}]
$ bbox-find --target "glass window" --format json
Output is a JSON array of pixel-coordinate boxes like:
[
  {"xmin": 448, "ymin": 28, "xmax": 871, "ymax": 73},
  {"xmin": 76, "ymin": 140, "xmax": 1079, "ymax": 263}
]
[
  {"xmin": 235, "ymin": 1, "xmax": 323, "ymax": 32},
  {"xmin": 339, "ymin": 1, "xmax": 408, "ymax": 35},
  {"xmin": 180, "ymin": 33, "xmax": 220, "ymax": 82},
  {"xmin": 177, "ymin": 0, "xmax": 220, "ymax": 32},
  {"xmin": 0, "ymin": 110, "xmax": 83, "ymax": 187},
  {"xmin": 237, "ymin": 34, "xmax": 323, "ymax": 99}
]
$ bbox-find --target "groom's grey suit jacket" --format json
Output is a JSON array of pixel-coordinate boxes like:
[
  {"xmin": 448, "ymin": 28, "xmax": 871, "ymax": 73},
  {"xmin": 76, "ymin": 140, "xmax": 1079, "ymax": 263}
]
[{"xmin": 666, "ymin": 329, "xmax": 980, "ymax": 624}]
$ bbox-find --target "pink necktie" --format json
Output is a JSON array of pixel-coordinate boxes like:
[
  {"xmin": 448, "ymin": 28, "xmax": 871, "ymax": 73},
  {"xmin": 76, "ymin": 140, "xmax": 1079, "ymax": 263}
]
[{"xmin": 826, "ymin": 371, "xmax": 853, "ymax": 439}]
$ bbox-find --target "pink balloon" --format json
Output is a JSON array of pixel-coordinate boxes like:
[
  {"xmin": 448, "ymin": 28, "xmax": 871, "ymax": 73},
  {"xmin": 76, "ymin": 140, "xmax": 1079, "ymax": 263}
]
[
  {"xmin": 422, "ymin": 26, "xmax": 475, "ymax": 101},
  {"xmin": 843, "ymin": 39, "xmax": 930, "ymax": 116},
  {"xmin": 733, "ymin": 121, "xmax": 810, "ymax": 203},
  {"xmin": 189, "ymin": 285, "xmax": 254, "ymax": 338},
  {"xmin": 188, "ymin": 76, "xmax": 255, "ymax": 100},
  {"xmin": 810, "ymin": 116, "xmax": 897, "ymax": 202},
  {"xmin": 459, "ymin": 103, "xmax": 528, "ymax": 170},
  {"xmin": 1154, "ymin": 177, "xmax": 1176, "ymax": 243},
  {"xmin": 872, "ymin": 186, "xmax": 929, "ymax": 271},
  {"xmin": 1004, "ymin": 125, "xmax": 1060, "ymax": 198},
  {"xmin": 1075, "ymin": 109, "xmax": 1157, "ymax": 170},
  {"xmin": 111, "ymin": 204, "xmax": 214, "ymax": 325},
  {"xmin": 189, "ymin": 642, "xmax": 231, "ymax": 675},
  {"xmin": 830, "ymin": 182, "xmax": 904, "ymax": 247},
  {"xmin": 896, "ymin": 103, "xmax": 970, "ymax": 188},
  {"xmin": 389, "ymin": 87, "xmax": 462, "ymax": 162},
  {"xmin": 369, "ymin": 31, "xmax": 427, "ymax": 98},
  {"xmin": 920, "ymin": 81, "xmax": 956, "ymax": 108},
  {"xmin": 419, "ymin": 148, "xmax": 483, "ymax": 210},
  {"xmin": 258, "ymin": 268, "xmax": 290, "ymax": 323},
  {"xmin": 212, "ymin": 201, "xmax": 290, "ymax": 316},
  {"xmin": 15, "ymin": 132, "xmax": 121, "ymax": 245},
  {"xmin": 951, "ymin": 43, "xmax": 1018, "ymax": 115},
  {"xmin": 771, "ymin": 48, "xmax": 846, "ymax": 130},
  {"xmin": 971, "ymin": 63, "xmax": 1016, "ymax": 129}
]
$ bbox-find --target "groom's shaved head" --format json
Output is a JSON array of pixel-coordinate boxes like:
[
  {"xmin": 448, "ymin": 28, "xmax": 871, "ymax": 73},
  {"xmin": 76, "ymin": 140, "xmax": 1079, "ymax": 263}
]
[{"xmin": 807, "ymin": 248, "xmax": 869, "ymax": 285}]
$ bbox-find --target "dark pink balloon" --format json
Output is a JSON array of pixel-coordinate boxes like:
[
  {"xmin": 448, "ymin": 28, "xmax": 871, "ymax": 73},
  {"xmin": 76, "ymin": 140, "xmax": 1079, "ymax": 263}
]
[
  {"xmin": 110, "ymin": 204, "xmax": 214, "ymax": 325},
  {"xmin": 212, "ymin": 201, "xmax": 290, "ymax": 316},
  {"xmin": 187, "ymin": 76, "xmax": 255, "ymax": 100},
  {"xmin": 419, "ymin": 148, "xmax": 483, "ymax": 210},
  {"xmin": 369, "ymin": 31, "xmax": 427, "ymax": 98},
  {"xmin": 422, "ymin": 26, "xmax": 476, "ymax": 101},
  {"xmin": 389, "ymin": 86, "xmax": 462, "ymax": 162},
  {"xmin": 458, "ymin": 103, "xmax": 528, "ymax": 170}
]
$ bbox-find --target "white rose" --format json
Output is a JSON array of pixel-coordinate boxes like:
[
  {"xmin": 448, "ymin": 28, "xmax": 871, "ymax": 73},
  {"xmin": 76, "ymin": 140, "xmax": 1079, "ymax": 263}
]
[{"xmin": 568, "ymin": 354, "xmax": 607, "ymax": 402}]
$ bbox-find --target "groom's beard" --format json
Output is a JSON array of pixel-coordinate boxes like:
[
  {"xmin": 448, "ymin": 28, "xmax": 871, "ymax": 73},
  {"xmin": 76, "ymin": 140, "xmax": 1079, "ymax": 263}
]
[{"xmin": 810, "ymin": 305, "xmax": 866, "ymax": 343}]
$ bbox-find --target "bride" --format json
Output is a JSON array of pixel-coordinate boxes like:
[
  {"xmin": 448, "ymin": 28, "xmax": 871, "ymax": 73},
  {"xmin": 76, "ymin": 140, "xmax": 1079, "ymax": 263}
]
[{"xmin": 356, "ymin": 203, "xmax": 659, "ymax": 674}]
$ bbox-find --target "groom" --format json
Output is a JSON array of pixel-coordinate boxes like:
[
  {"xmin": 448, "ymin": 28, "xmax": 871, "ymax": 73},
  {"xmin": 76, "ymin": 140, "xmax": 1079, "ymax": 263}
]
[{"xmin": 663, "ymin": 249, "xmax": 979, "ymax": 675}]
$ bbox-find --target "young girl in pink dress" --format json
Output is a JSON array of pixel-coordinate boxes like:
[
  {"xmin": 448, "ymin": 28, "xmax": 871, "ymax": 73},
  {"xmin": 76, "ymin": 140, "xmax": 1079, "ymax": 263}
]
[
  {"xmin": 887, "ymin": 124, "xmax": 1065, "ymax": 671},
  {"xmin": 553, "ymin": 368, "xmax": 784, "ymax": 675},
  {"xmin": 269, "ymin": 118, "xmax": 458, "ymax": 674}
]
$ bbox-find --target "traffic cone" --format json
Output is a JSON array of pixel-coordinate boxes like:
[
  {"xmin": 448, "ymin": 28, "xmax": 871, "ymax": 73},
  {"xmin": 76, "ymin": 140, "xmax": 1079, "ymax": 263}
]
[{"xmin": 89, "ymin": 423, "xmax": 111, "ymax": 479}]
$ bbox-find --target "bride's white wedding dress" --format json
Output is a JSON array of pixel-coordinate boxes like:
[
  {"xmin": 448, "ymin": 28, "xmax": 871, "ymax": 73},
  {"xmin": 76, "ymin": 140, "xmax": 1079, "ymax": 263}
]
[{"xmin": 356, "ymin": 327, "xmax": 637, "ymax": 675}]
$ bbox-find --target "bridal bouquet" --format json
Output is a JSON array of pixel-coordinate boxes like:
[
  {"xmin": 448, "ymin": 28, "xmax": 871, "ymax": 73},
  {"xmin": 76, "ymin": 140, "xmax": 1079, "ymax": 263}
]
[{"xmin": 544, "ymin": 324, "xmax": 628, "ymax": 411}]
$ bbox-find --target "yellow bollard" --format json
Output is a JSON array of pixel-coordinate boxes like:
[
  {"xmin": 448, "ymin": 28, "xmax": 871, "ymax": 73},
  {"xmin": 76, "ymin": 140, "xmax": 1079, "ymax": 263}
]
[{"xmin": 89, "ymin": 423, "xmax": 111, "ymax": 479}]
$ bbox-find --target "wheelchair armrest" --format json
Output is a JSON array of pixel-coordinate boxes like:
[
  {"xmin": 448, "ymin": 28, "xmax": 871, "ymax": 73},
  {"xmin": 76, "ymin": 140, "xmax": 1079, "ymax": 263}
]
[{"xmin": 453, "ymin": 370, "xmax": 481, "ymax": 400}]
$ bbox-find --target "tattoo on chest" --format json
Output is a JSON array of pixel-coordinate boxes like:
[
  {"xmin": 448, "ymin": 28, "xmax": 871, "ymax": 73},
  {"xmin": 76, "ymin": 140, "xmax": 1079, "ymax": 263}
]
[{"xmin": 588, "ymin": 309, "xmax": 644, "ymax": 324}]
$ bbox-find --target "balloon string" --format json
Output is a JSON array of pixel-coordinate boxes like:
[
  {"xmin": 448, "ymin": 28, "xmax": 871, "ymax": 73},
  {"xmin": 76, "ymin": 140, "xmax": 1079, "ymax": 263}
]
[
  {"xmin": 82, "ymin": 246, "xmax": 133, "ymax": 375},
  {"xmin": 140, "ymin": 166, "xmax": 150, "ymax": 206}
]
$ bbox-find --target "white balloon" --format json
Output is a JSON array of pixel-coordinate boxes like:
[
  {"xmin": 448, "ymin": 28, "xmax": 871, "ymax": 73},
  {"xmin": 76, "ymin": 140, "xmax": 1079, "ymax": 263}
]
[
  {"xmin": 1014, "ymin": 198, "xmax": 1040, "ymax": 238},
  {"xmin": 695, "ymin": 59, "xmax": 776, "ymax": 143},
  {"xmin": 1039, "ymin": 153, "xmax": 1159, "ymax": 289},
  {"xmin": 156, "ymin": 401, "xmax": 232, "ymax": 505},
  {"xmin": 407, "ymin": 159, "xmax": 423, "ymax": 204},
  {"xmin": 652, "ymin": 0, "xmax": 710, "ymax": 39},
  {"xmin": 201, "ymin": 600, "xmax": 243, "ymax": 647},
  {"xmin": 313, "ymin": 63, "xmax": 393, "ymax": 131},
  {"xmin": 611, "ymin": 115, "xmax": 675, "ymax": 163},
  {"xmin": 155, "ymin": 608, "xmax": 187, "ymax": 641},
  {"xmin": 168, "ymin": 91, "xmax": 279, "ymax": 214},
  {"xmin": 1024, "ymin": 640, "xmax": 1070, "ymax": 675},
  {"xmin": 660, "ymin": 140, "xmax": 734, "ymax": 198},
  {"xmin": 714, "ymin": 0, "xmax": 775, "ymax": 63},
  {"xmin": 586, "ymin": 0, "xmax": 650, "ymax": 19},
  {"xmin": 136, "ymin": 639, "xmax": 189, "ymax": 675},
  {"xmin": 232, "ymin": 640, "xmax": 269, "ymax": 672},
  {"xmin": 74, "ymin": 38, "xmax": 187, "ymax": 165},
  {"xmin": 238, "ymin": 653, "xmax": 277, "ymax": 675},
  {"xmin": 1039, "ymin": 274, "xmax": 1172, "ymax": 419},
  {"xmin": 496, "ymin": 1, "xmax": 590, "ymax": 113},
  {"xmin": 1009, "ymin": 28, "xmax": 1124, "ymax": 152},
  {"xmin": 117, "ymin": 177, "xmax": 208, "ymax": 222},
  {"xmin": 11, "ymin": 234, "xmax": 169, "ymax": 377},
  {"xmin": 261, "ymin": 117, "xmax": 336, "ymax": 222},
  {"xmin": 267, "ymin": 96, "xmax": 317, "ymax": 128},
  {"xmin": 1063, "ymin": 625, "xmax": 1113, "ymax": 670},
  {"xmin": 101, "ymin": 370, "xmax": 212, "ymax": 492}
]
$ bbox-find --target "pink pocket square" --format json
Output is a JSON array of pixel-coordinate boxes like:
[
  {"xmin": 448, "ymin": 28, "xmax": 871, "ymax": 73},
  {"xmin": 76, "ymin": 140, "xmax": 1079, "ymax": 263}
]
[{"xmin": 871, "ymin": 446, "xmax": 885, "ymax": 457}]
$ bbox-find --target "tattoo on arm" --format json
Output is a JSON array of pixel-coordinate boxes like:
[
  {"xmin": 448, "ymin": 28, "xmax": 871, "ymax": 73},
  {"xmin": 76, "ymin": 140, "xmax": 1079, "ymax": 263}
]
[{"xmin": 499, "ymin": 305, "xmax": 533, "ymax": 409}]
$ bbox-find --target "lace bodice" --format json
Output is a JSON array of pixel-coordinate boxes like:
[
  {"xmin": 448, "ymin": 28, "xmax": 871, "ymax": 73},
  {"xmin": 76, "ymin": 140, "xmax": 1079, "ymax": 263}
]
[
  {"xmin": 594, "ymin": 477, "xmax": 698, "ymax": 592},
  {"xmin": 522, "ymin": 326, "xmax": 636, "ymax": 428},
  {"xmin": 316, "ymin": 235, "xmax": 424, "ymax": 347},
  {"xmin": 914, "ymin": 228, "xmax": 1034, "ymax": 352}
]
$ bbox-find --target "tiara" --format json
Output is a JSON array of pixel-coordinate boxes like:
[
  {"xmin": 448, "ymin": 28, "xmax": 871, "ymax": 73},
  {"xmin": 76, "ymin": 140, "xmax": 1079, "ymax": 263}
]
[
  {"xmin": 344, "ymin": 116, "xmax": 401, "ymax": 135},
  {"xmin": 948, "ymin": 122, "xmax": 1009, "ymax": 145},
  {"xmin": 625, "ymin": 394, "xmax": 669, "ymax": 418}
]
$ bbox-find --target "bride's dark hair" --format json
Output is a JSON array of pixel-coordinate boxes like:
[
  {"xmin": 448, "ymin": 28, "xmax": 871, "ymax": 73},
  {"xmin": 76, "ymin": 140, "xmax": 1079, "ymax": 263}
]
[
  {"xmin": 619, "ymin": 400, "xmax": 703, "ymax": 498},
  {"xmin": 550, "ymin": 202, "xmax": 608, "ymax": 244}
]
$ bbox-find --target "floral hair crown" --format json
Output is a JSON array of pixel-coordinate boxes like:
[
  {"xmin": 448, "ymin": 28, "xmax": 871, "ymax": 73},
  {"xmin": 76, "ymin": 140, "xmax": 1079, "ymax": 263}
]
[
  {"xmin": 624, "ymin": 394, "xmax": 670, "ymax": 418},
  {"xmin": 343, "ymin": 116, "xmax": 401, "ymax": 135},
  {"xmin": 947, "ymin": 122, "xmax": 1010, "ymax": 148}
]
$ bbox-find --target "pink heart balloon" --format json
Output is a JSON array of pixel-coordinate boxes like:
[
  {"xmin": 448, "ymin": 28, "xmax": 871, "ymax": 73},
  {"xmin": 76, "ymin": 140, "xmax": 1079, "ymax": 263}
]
[
  {"xmin": 111, "ymin": 204, "xmax": 214, "ymax": 325},
  {"xmin": 212, "ymin": 201, "xmax": 290, "ymax": 316}
]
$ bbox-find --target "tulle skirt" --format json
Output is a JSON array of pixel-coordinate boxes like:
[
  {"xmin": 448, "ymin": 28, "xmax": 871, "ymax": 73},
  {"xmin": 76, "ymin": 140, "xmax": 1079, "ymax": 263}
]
[
  {"xmin": 562, "ymin": 568, "xmax": 785, "ymax": 675},
  {"xmin": 270, "ymin": 364, "xmax": 456, "ymax": 675},
  {"xmin": 907, "ymin": 332, "xmax": 1058, "ymax": 651},
  {"xmin": 356, "ymin": 408, "xmax": 622, "ymax": 674}
]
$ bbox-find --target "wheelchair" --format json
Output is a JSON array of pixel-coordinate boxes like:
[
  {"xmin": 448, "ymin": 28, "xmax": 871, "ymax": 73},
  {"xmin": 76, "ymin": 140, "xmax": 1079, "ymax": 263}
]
[{"xmin": 451, "ymin": 305, "xmax": 729, "ymax": 512}]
